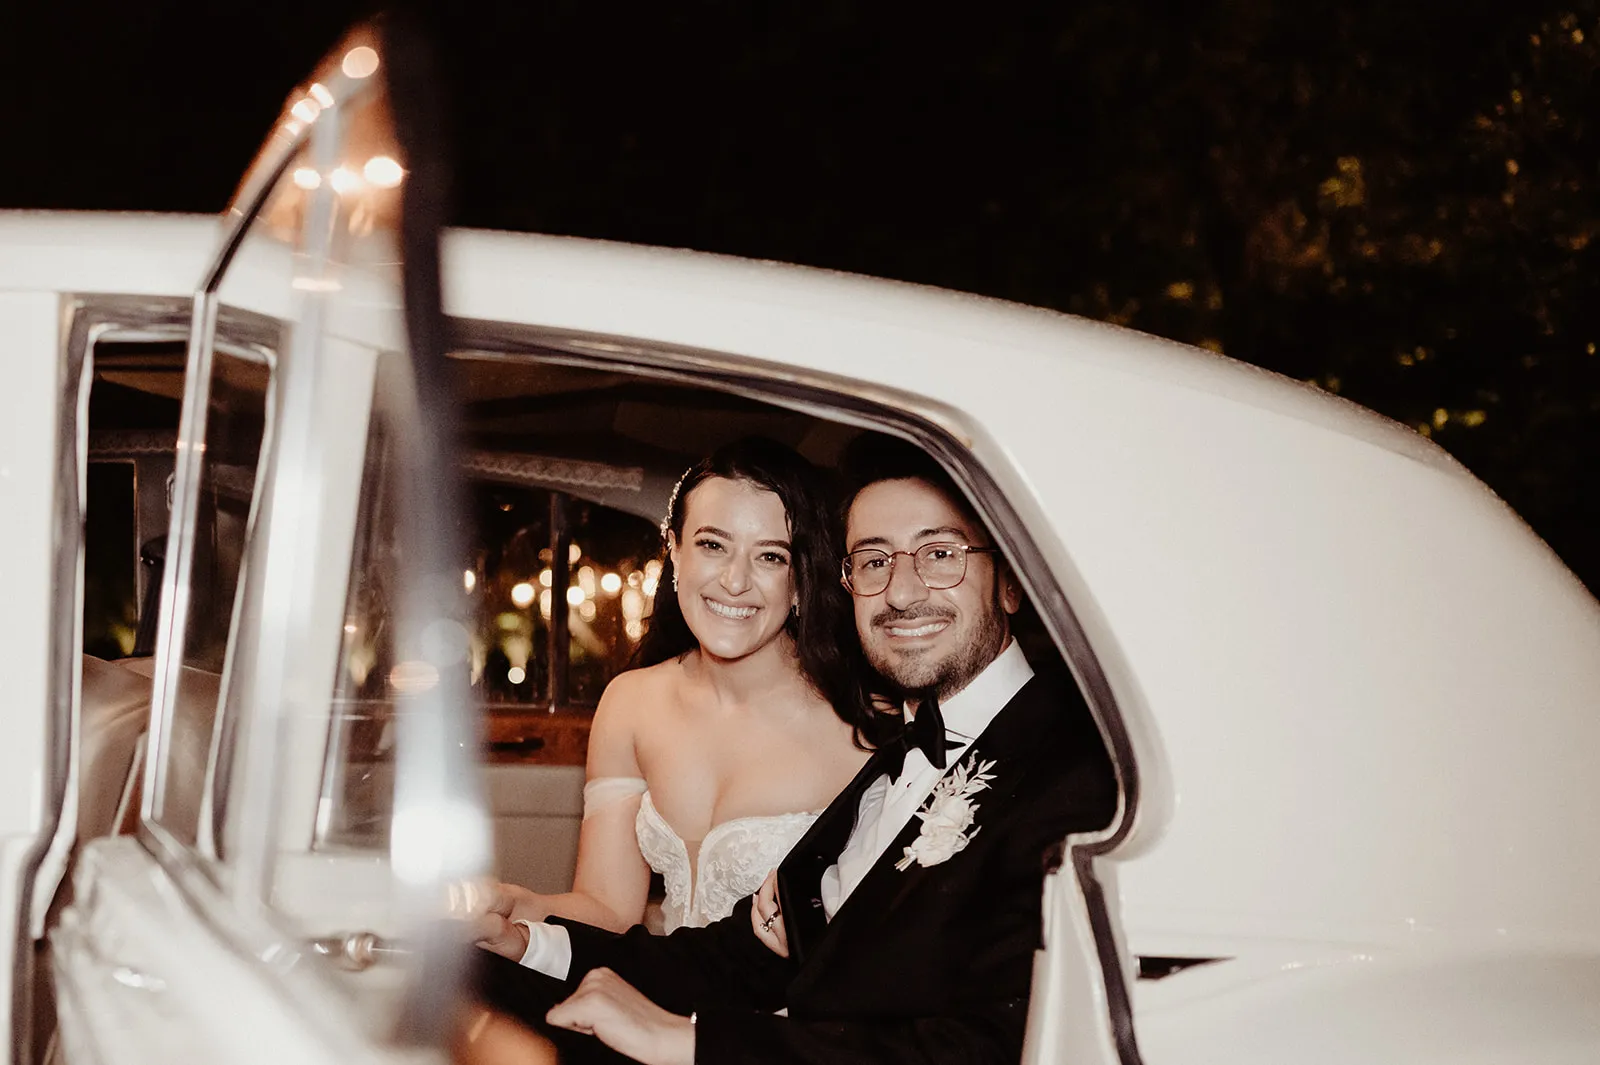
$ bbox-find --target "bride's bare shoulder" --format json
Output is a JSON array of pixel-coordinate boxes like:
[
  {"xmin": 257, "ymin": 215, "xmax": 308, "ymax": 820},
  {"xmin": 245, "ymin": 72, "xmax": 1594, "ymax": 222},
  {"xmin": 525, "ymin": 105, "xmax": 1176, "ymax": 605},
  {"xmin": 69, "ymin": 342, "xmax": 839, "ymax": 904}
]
[
  {"xmin": 595, "ymin": 657, "xmax": 688, "ymax": 720},
  {"xmin": 586, "ymin": 661, "xmax": 686, "ymax": 773}
]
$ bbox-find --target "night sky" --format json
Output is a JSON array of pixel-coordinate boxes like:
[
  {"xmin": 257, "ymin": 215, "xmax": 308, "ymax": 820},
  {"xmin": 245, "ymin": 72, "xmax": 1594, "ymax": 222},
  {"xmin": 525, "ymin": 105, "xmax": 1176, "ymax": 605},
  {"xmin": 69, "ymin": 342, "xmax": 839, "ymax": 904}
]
[{"xmin": 7, "ymin": 1, "xmax": 1599, "ymax": 591}]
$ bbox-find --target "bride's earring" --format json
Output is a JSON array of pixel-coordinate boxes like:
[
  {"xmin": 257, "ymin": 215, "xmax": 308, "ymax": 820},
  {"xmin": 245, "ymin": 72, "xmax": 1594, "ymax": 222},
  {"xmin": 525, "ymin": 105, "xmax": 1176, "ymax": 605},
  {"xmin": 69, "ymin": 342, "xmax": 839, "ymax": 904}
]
[{"xmin": 672, "ymin": 572, "xmax": 679, "ymax": 592}]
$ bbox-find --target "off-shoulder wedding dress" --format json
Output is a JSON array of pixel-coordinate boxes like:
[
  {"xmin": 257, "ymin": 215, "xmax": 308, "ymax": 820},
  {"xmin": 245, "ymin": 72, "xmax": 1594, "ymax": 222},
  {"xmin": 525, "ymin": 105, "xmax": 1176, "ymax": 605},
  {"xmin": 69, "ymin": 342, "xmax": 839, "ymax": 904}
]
[{"xmin": 585, "ymin": 776, "xmax": 819, "ymax": 932}]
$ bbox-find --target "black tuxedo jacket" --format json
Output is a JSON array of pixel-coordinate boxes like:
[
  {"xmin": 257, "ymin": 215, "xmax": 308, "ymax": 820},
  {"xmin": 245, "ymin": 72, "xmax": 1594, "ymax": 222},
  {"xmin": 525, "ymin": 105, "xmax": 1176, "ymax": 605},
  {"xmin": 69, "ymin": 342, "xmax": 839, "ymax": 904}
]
[{"xmin": 479, "ymin": 672, "xmax": 1116, "ymax": 1065}]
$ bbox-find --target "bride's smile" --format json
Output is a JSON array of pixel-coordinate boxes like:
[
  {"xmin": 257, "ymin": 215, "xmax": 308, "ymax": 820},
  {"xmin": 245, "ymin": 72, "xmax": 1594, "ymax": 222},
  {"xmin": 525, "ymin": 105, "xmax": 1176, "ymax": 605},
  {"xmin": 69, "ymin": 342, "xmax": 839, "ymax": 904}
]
[{"xmin": 702, "ymin": 598, "xmax": 760, "ymax": 621}]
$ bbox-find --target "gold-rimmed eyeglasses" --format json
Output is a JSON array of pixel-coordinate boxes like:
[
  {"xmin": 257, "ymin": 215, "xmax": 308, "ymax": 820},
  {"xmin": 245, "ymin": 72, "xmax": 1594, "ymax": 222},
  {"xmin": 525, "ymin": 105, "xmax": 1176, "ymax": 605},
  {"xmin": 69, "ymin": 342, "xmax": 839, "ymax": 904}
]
[{"xmin": 840, "ymin": 542, "xmax": 999, "ymax": 597}]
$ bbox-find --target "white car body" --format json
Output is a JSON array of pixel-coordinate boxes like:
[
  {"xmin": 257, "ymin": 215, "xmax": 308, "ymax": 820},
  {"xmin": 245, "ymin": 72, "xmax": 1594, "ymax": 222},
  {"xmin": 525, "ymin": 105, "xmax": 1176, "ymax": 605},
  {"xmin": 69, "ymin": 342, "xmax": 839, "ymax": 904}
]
[{"xmin": 3, "ymin": 30, "xmax": 1599, "ymax": 1065}]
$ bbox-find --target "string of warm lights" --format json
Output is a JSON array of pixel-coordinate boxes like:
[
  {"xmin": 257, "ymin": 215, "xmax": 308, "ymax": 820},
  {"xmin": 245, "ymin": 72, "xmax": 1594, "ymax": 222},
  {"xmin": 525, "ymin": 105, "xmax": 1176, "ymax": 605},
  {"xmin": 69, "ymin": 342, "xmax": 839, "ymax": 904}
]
[
  {"xmin": 493, "ymin": 557, "xmax": 659, "ymax": 627},
  {"xmin": 443, "ymin": 553, "xmax": 665, "ymax": 690}
]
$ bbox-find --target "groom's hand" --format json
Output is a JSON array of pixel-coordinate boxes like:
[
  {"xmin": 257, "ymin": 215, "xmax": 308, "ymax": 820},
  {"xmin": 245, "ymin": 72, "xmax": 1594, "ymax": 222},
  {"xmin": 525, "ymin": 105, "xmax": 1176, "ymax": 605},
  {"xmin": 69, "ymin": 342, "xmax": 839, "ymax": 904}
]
[{"xmin": 545, "ymin": 968, "xmax": 695, "ymax": 1065}]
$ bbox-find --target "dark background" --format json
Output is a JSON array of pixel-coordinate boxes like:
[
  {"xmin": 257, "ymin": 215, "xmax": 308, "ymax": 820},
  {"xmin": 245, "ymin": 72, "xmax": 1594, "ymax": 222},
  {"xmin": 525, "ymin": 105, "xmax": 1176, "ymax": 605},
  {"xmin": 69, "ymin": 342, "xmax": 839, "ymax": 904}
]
[{"xmin": 7, "ymin": 0, "xmax": 1597, "ymax": 592}]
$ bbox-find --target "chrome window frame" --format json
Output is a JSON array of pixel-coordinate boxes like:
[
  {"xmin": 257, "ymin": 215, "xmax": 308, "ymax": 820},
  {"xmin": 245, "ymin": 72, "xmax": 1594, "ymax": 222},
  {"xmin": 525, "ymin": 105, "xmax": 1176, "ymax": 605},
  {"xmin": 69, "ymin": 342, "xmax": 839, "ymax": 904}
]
[
  {"xmin": 37, "ymin": 69, "xmax": 449, "ymax": 1065},
  {"xmin": 75, "ymin": 41, "xmax": 396, "ymax": 1048},
  {"xmin": 13, "ymin": 294, "xmax": 279, "ymax": 1063},
  {"xmin": 139, "ymin": 96, "xmax": 304, "ymax": 883},
  {"xmin": 55, "ymin": 296, "xmax": 281, "ymax": 866},
  {"xmin": 123, "ymin": 22, "xmax": 488, "ymax": 1052},
  {"xmin": 26, "ymin": 22, "xmax": 490, "ymax": 1061},
  {"xmin": 140, "ymin": 328, "xmax": 278, "ymax": 857},
  {"xmin": 453, "ymin": 317, "xmax": 1146, "ymax": 1064}
]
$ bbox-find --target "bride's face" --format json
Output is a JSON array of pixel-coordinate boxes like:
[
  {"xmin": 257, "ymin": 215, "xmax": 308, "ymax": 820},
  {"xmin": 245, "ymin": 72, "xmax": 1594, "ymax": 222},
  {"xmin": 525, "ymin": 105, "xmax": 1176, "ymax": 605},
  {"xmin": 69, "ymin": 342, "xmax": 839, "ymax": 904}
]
[{"xmin": 668, "ymin": 476, "xmax": 799, "ymax": 664}]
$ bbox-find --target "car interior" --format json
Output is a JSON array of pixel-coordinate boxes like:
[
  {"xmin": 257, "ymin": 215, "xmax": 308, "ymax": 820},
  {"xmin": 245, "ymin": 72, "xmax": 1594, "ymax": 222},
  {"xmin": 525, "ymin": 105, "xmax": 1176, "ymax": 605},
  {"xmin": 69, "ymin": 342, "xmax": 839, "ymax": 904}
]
[{"xmin": 75, "ymin": 340, "xmax": 855, "ymax": 890}]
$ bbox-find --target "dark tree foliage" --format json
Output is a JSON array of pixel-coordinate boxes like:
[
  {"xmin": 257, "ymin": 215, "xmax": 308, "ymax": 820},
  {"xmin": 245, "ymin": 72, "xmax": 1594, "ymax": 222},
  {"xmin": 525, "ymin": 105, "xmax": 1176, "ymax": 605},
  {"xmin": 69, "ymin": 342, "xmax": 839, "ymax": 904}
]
[
  {"xmin": 5, "ymin": 0, "xmax": 1597, "ymax": 589},
  {"xmin": 431, "ymin": 0, "xmax": 1600, "ymax": 592},
  {"xmin": 1037, "ymin": 1, "xmax": 1600, "ymax": 592}
]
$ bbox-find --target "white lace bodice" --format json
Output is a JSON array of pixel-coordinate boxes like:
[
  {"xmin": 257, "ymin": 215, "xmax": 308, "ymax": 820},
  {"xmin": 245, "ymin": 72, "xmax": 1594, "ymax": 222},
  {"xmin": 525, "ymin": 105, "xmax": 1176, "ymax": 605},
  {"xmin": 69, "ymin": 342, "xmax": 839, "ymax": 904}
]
[{"xmin": 634, "ymin": 791, "xmax": 818, "ymax": 932}]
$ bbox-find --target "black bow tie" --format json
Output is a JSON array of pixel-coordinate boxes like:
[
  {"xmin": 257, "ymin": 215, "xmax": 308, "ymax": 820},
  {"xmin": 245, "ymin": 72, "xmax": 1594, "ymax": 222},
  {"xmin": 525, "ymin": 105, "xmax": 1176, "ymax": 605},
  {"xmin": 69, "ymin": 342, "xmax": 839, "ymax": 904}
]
[{"xmin": 879, "ymin": 692, "xmax": 949, "ymax": 783}]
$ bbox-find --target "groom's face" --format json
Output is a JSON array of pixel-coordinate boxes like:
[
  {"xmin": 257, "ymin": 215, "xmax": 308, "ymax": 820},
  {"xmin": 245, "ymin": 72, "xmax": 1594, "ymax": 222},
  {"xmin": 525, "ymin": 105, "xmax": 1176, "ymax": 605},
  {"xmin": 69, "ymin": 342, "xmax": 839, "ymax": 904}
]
[{"xmin": 845, "ymin": 477, "xmax": 1020, "ymax": 699}]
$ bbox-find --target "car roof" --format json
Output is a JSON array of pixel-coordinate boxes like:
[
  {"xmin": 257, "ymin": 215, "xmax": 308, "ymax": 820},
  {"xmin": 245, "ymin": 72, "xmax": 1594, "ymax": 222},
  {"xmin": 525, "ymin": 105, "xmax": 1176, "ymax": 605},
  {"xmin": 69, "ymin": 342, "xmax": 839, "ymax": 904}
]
[{"xmin": 0, "ymin": 209, "xmax": 1463, "ymax": 475}]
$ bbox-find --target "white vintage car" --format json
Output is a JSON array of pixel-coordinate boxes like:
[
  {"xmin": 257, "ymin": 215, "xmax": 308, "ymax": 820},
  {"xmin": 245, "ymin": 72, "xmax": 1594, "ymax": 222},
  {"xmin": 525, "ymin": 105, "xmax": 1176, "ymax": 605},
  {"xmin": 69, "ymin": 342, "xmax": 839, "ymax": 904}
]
[{"xmin": 3, "ymin": 24, "xmax": 1598, "ymax": 1065}]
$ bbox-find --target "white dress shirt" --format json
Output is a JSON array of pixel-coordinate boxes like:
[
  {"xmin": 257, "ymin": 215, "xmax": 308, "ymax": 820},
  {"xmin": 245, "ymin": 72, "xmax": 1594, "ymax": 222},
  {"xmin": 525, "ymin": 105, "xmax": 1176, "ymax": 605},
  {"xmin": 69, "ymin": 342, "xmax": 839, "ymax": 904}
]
[{"xmin": 515, "ymin": 639, "xmax": 1034, "ymax": 977}]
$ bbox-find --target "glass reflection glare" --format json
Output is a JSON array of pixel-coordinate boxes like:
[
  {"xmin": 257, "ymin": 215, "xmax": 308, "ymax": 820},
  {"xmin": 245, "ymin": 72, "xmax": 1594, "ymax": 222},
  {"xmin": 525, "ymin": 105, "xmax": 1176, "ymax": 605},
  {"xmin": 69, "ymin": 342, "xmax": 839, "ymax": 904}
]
[
  {"xmin": 391, "ymin": 799, "xmax": 490, "ymax": 887},
  {"xmin": 363, "ymin": 155, "xmax": 404, "ymax": 188},
  {"xmin": 329, "ymin": 166, "xmax": 360, "ymax": 195},
  {"xmin": 389, "ymin": 659, "xmax": 441, "ymax": 693},
  {"xmin": 342, "ymin": 45, "xmax": 380, "ymax": 79}
]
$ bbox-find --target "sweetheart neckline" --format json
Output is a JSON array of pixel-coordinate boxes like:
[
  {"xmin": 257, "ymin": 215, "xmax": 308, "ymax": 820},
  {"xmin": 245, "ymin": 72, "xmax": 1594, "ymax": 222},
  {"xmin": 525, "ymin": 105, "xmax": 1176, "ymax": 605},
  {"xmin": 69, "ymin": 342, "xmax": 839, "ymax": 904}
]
[
  {"xmin": 636, "ymin": 791, "xmax": 822, "ymax": 930},
  {"xmin": 638, "ymin": 790, "xmax": 823, "ymax": 851}
]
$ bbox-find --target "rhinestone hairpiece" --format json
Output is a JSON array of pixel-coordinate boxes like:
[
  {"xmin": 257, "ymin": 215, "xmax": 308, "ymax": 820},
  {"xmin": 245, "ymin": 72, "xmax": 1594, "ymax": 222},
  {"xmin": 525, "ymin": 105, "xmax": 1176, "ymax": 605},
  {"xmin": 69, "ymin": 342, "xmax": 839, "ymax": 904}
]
[{"xmin": 659, "ymin": 467, "xmax": 692, "ymax": 542}]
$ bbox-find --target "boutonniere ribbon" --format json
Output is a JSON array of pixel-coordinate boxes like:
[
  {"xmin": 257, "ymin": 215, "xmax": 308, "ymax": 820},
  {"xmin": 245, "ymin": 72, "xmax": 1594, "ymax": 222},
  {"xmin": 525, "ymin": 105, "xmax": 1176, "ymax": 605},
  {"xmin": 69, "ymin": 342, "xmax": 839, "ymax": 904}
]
[{"xmin": 896, "ymin": 754, "xmax": 997, "ymax": 870}]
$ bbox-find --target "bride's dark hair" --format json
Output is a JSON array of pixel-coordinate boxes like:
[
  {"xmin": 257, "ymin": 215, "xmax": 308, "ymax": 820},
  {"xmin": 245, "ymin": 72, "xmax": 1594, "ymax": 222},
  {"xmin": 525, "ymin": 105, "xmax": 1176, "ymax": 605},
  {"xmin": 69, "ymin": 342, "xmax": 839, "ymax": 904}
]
[{"xmin": 635, "ymin": 437, "xmax": 879, "ymax": 746}]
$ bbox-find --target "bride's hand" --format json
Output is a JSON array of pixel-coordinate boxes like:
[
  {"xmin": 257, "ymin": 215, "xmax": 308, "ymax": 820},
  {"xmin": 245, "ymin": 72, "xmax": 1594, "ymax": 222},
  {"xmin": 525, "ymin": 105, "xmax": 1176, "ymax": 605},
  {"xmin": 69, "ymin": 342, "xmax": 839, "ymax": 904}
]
[
  {"xmin": 750, "ymin": 871, "xmax": 788, "ymax": 958},
  {"xmin": 472, "ymin": 912, "xmax": 532, "ymax": 962},
  {"xmin": 461, "ymin": 880, "xmax": 546, "ymax": 961},
  {"xmin": 499, "ymin": 881, "xmax": 555, "ymax": 925}
]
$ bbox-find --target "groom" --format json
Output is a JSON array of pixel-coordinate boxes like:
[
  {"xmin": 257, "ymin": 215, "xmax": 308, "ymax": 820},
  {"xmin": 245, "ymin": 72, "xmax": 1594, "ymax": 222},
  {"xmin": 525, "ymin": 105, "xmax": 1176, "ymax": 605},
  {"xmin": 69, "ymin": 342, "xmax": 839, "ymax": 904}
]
[{"xmin": 476, "ymin": 443, "xmax": 1117, "ymax": 1064}]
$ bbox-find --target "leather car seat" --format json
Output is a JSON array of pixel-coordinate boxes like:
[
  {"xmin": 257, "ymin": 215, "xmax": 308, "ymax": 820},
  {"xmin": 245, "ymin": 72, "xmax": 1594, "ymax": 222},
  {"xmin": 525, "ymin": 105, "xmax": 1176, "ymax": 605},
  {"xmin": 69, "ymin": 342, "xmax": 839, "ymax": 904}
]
[
  {"xmin": 77, "ymin": 655, "xmax": 154, "ymax": 840},
  {"xmin": 113, "ymin": 656, "xmax": 222, "ymax": 844}
]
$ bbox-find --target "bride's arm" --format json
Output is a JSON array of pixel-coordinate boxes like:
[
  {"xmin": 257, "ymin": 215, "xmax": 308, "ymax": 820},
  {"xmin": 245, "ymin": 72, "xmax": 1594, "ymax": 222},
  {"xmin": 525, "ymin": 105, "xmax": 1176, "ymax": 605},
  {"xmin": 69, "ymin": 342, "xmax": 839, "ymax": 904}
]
[{"xmin": 513, "ymin": 679, "xmax": 655, "ymax": 934}]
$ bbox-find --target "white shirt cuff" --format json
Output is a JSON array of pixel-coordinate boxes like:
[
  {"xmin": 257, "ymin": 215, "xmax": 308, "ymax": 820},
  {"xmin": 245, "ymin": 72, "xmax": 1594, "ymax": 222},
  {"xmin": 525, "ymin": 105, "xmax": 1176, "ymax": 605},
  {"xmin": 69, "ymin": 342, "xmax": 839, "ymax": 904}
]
[{"xmin": 514, "ymin": 919, "xmax": 572, "ymax": 980}]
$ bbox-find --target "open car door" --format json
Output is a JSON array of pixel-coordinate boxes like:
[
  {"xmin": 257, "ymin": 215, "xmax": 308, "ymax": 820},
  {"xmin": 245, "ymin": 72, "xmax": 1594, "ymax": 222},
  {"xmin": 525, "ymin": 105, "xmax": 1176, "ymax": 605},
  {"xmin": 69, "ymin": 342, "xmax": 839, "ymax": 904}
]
[{"xmin": 47, "ymin": 21, "xmax": 491, "ymax": 1065}]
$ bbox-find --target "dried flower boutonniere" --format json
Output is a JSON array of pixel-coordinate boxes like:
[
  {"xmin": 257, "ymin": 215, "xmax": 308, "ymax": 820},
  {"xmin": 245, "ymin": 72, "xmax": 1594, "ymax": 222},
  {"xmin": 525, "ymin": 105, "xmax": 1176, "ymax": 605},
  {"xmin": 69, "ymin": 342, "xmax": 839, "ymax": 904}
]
[{"xmin": 896, "ymin": 754, "xmax": 997, "ymax": 871}]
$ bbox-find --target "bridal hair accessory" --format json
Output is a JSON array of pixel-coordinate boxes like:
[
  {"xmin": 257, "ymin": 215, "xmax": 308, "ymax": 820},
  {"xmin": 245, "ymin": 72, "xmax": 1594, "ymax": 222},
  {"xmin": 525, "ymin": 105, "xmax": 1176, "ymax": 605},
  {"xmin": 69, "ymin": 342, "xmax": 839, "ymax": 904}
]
[
  {"xmin": 896, "ymin": 754, "xmax": 996, "ymax": 871},
  {"xmin": 659, "ymin": 467, "xmax": 692, "ymax": 542}
]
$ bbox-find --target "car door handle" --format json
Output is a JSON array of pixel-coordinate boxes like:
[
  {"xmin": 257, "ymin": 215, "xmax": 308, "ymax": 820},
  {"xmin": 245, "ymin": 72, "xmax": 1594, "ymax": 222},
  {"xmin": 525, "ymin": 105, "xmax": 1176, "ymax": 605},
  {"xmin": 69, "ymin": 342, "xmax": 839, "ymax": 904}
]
[{"xmin": 307, "ymin": 930, "xmax": 409, "ymax": 971}]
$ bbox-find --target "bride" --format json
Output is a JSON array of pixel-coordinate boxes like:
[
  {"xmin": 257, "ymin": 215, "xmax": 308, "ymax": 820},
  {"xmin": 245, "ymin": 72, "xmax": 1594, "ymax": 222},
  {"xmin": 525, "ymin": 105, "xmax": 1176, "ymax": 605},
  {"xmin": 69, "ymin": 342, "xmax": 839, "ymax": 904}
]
[{"xmin": 476, "ymin": 438, "xmax": 876, "ymax": 950}]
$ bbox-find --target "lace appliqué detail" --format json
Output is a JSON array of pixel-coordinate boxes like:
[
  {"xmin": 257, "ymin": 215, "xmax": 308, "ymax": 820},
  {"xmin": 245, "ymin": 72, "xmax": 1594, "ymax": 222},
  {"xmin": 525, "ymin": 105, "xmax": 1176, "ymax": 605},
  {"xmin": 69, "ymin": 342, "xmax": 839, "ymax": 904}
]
[{"xmin": 634, "ymin": 792, "xmax": 818, "ymax": 932}]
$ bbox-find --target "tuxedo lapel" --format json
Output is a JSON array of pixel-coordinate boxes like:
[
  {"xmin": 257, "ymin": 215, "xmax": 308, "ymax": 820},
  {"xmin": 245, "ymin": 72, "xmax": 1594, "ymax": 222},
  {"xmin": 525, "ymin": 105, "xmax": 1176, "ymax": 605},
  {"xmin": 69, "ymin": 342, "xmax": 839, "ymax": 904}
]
[
  {"xmin": 786, "ymin": 677, "xmax": 1060, "ymax": 995},
  {"xmin": 836, "ymin": 741, "xmax": 1022, "ymax": 917},
  {"xmin": 775, "ymin": 749, "xmax": 894, "ymax": 965}
]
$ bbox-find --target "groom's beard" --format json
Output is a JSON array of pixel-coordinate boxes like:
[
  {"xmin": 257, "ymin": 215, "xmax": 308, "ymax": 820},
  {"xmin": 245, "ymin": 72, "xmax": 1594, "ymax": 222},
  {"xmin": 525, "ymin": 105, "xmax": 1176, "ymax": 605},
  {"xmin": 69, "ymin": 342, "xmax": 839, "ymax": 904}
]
[{"xmin": 865, "ymin": 587, "xmax": 1008, "ymax": 701}]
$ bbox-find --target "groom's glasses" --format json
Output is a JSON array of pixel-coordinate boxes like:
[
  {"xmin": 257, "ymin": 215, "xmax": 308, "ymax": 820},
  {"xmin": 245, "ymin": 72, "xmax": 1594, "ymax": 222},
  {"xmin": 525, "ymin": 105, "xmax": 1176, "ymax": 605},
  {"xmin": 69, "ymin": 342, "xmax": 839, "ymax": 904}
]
[{"xmin": 840, "ymin": 543, "xmax": 999, "ymax": 597}]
